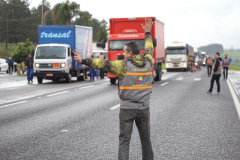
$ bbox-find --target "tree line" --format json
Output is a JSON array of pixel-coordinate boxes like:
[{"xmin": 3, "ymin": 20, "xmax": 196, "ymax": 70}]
[{"xmin": 0, "ymin": 0, "xmax": 108, "ymax": 46}]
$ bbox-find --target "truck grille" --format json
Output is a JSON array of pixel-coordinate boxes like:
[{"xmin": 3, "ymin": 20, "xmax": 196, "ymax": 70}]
[
  {"xmin": 39, "ymin": 63, "xmax": 53, "ymax": 68},
  {"xmin": 170, "ymin": 58, "xmax": 182, "ymax": 62}
]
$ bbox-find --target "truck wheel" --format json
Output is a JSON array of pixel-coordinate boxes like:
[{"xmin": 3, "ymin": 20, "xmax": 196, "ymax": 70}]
[
  {"xmin": 78, "ymin": 72, "xmax": 85, "ymax": 81},
  {"xmin": 154, "ymin": 64, "xmax": 161, "ymax": 81},
  {"xmin": 110, "ymin": 78, "xmax": 116, "ymax": 85},
  {"xmin": 66, "ymin": 74, "xmax": 71, "ymax": 83},
  {"xmin": 37, "ymin": 77, "xmax": 43, "ymax": 84}
]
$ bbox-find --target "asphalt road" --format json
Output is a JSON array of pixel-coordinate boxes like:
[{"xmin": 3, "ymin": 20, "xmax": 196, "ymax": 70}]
[{"xmin": 0, "ymin": 69, "xmax": 240, "ymax": 160}]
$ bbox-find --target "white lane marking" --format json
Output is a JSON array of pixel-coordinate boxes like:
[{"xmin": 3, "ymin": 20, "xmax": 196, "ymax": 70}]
[
  {"xmin": 101, "ymin": 82, "xmax": 110, "ymax": 85},
  {"xmin": 194, "ymin": 78, "xmax": 201, "ymax": 81},
  {"xmin": 60, "ymin": 130, "xmax": 68, "ymax": 133},
  {"xmin": 227, "ymin": 79, "xmax": 240, "ymax": 120},
  {"xmin": 110, "ymin": 104, "xmax": 120, "ymax": 110},
  {"xmin": 229, "ymin": 77, "xmax": 240, "ymax": 95},
  {"xmin": 161, "ymin": 82, "xmax": 169, "ymax": 86},
  {"xmin": 175, "ymin": 78, "xmax": 183, "ymax": 80},
  {"xmin": 0, "ymin": 101, "xmax": 27, "ymax": 109},
  {"xmin": 47, "ymin": 91, "xmax": 69, "ymax": 97},
  {"xmin": 79, "ymin": 85, "xmax": 94, "ymax": 90},
  {"xmin": 38, "ymin": 97, "xmax": 42, "ymax": 99}
]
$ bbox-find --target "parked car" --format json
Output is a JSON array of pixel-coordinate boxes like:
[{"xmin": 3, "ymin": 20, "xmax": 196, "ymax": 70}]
[{"xmin": 0, "ymin": 58, "xmax": 8, "ymax": 73}]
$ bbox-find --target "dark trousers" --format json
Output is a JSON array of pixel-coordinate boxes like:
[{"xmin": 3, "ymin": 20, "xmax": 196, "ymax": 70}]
[
  {"xmin": 8, "ymin": 65, "xmax": 13, "ymax": 74},
  {"xmin": 209, "ymin": 74, "xmax": 221, "ymax": 92},
  {"xmin": 223, "ymin": 67, "xmax": 229, "ymax": 79},
  {"xmin": 207, "ymin": 65, "xmax": 212, "ymax": 76},
  {"xmin": 100, "ymin": 70, "xmax": 104, "ymax": 79},
  {"xmin": 118, "ymin": 108, "xmax": 154, "ymax": 160}
]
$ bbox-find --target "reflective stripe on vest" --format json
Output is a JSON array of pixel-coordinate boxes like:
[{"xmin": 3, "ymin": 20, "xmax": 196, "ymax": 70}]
[
  {"xmin": 125, "ymin": 72, "xmax": 153, "ymax": 76},
  {"xmin": 99, "ymin": 56, "xmax": 104, "ymax": 59},
  {"xmin": 207, "ymin": 58, "xmax": 213, "ymax": 65},
  {"xmin": 119, "ymin": 86, "xmax": 152, "ymax": 90},
  {"xmin": 223, "ymin": 58, "xmax": 229, "ymax": 67},
  {"xmin": 212, "ymin": 61, "xmax": 222, "ymax": 74}
]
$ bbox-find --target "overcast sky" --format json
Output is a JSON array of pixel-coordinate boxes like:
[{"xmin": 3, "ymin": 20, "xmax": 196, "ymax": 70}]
[{"xmin": 29, "ymin": 0, "xmax": 240, "ymax": 49}]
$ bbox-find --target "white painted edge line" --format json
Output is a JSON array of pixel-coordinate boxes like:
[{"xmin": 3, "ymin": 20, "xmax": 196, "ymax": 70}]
[
  {"xmin": 110, "ymin": 104, "xmax": 120, "ymax": 110},
  {"xmin": 79, "ymin": 85, "xmax": 94, "ymax": 90},
  {"xmin": 175, "ymin": 78, "xmax": 183, "ymax": 80},
  {"xmin": 194, "ymin": 78, "xmax": 201, "ymax": 81},
  {"xmin": 0, "ymin": 101, "xmax": 27, "ymax": 109},
  {"xmin": 101, "ymin": 82, "xmax": 110, "ymax": 85},
  {"xmin": 229, "ymin": 77, "xmax": 240, "ymax": 95},
  {"xmin": 47, "ymin": 91, "xmax": 69, "ymax": 97},
  {"xmin": 161, "ymin": 82, "xmax": 169, "ymax": 86},
  {"xmin": 227, "ymin": 79, "xmax": 240, "ymax": 120}
]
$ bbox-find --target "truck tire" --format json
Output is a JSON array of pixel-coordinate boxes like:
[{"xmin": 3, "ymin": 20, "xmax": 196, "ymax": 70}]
[
  {"xmin": 66, "ymin": 74, "xmax": 71, "ymax": 83},
  {"xmin": 37, "ymin": 77, "xmax": 43, "ymax": 84},
  {"xmin": 154, "ymin": 63, "xmax": 162, "ymax": 81},
  {"xmin": 110, "ymin": 78, "xmax": 116, "ymax": 85},
  {"xmin": 77, "ymin": 74, "xmax": 85, "ymax": 81}
]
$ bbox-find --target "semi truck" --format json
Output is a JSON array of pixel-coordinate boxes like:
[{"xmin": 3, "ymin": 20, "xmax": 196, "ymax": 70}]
[
  {"xmin": 33, "ymin": 25, "xmax": 92, "ymax": 84},
  {"xmin": 194, "ymin": 48, "xmax": 201, "ymax": 69},
  {"xmin": 101, "ymin": 17, "xmax": 165, "ymax": 84},
  {"xmin": 200, "ymin": 51, "xmax": 207, "ymax": 66},
  {"xmin": 165, "ymin": 41, "xmax": 194, "ymax": 72}
]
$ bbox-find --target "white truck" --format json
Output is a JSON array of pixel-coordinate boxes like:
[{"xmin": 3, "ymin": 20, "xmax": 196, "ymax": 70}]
[
  {"xmin": 200, "ymin": 51, "xmax": 207, "ymax": 66},
  {"xmin": 34, "ymin": 25, "xmax": 92, "ymax": 84},
  {"xmin": 166, "ymin": 41, "xmax": 194, "ymax": 72},
  {"xmin": 194, "ymin": 48, "xmax": 201, "ymax": 69}
]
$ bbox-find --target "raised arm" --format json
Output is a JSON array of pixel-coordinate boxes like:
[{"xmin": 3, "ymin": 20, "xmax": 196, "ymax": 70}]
[{"xmin": 141, "ymin": 18, "xmax": 154, "ymax": 66}]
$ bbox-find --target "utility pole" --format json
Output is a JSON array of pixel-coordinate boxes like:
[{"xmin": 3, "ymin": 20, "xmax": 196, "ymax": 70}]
[
  {"xmin": 42, "ymin": 0, "xmax": 44, "ymax": 25},
  {"xmin": 6, "ymin": 4, "xmax": 9, "ymax": 51}
]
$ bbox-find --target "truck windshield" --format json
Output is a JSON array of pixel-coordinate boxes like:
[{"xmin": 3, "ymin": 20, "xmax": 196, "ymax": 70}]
[
  {"xmin": 109, "ymin": 40, "xmax": 145, "ymax": 51},
  {"xmin": 166, "ymin": 48, "xmax": 186, "ymax": 54},
  {"xmin": 35, "ymin": 46, "xmax": 66, "ymax": 59}
]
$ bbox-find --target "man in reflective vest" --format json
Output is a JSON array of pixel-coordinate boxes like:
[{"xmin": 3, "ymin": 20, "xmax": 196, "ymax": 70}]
[
  {"xmin": 207, "ymin": 52, "xmax": 222, "ymax": 94},
  {"xmin": 222, "ymin": 54, "xmax": 231, "ymax": 80},
  {"xmin": 73, "ymin": 19, "xmax": 154, "ymax": 160},
  {"xmin": 206, "ymin": 55, "xmax": 214, "ymax": 77}
]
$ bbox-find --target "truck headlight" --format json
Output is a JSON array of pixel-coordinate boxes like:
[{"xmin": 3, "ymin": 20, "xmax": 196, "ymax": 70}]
[
  {"xmin": 166, "ymin": 63, "xmax": 169, "ymax": 68},
  {"xmin": 203, "ymin": 62, "xmax": 206, "ymax": 64},
  {"xmin": 195, "ymin": 63, "xmax": 198, "ymax": 66},
  {"xmin": 61, "ymin": 63, "xmax": 66, "ymax": 68},
  {"xmin": 183, "ymin": 63, "xmax": 187, "ymax": 67},
  {"xmin": 35, "ymin": 63, "xmax": 40, "ymax": 68}
]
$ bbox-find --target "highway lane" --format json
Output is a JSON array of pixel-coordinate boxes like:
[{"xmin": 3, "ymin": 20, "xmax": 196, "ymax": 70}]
[{"xmin": 0, "ymin": 70, "xmax": 240, "ymax": 160}]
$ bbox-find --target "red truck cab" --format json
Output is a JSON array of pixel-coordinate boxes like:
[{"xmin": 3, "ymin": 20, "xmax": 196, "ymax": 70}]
[{"xmin": 107, "ymin": 17, "xmax": 165, "ymax": 84}]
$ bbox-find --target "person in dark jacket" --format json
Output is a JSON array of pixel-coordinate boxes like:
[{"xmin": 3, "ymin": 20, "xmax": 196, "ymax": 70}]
[
  {"xmin": 25, "ymin": 53, "xmax": 34, "ymax": 83},
  {"xmin": 207, "ymin": 52, "xmax": 222, "ymax": 94},
  {"xmin": 7, "ymin": 56, "xmax": 13, "ymax": 75}
]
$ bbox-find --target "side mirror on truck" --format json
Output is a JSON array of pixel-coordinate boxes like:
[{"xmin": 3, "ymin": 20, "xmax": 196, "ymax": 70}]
[
  {"xmin": 96, "ymin": 39, "xmax": 106, "ymax": 49},
  {"xmin": 71, "ymin": 50, "xmax": 75, "ymax": 57},
  {"xmin": 153, "ymin": 38, "xmax": 157, "ymax": 47}
]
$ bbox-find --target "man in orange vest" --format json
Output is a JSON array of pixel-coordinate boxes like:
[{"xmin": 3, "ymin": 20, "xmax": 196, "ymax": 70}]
[
  {"xmin": 206, "ymin": 55, "xmax": 214, "ymax": 77},
  {"xmin": 207, "ymin": 52, "xmax": 222, "ymax": 94},
  {"xmin": 73, "ymin": 19, "xmax": 154, "ymax": 160},
  {"xmin": 222, "ymin": 53, "xmax": 231, "ymax": 80}
]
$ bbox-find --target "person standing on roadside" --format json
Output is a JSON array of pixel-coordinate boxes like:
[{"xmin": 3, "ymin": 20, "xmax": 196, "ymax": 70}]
[
  {"xmin": 206, "ymin": 55, "xmax": 214, "ymax": 77},
  {"xmin": 7, "ymin": 56, "xmax": 13, "ymax": 75},
  {"xmin": 25, "ymin": 53, "xmax": 34, "ymax": 83},
  {"xmin": 89, "ymin": 55, "xmax": 96, "ymax": 81},
  {"xmin": 95, "ymin": 55, "xmax": 101, "ymax": 79},
  {"xmin": 73, "ymin": 19, "xmax": 155, "ymax": 160},
  {"xmin": 222, "ymin": 53, "xmax": 231, "ymax": 80},
  {"xmin": 207, "ymin": 52, "xmax": 222, "ymax": 94}
]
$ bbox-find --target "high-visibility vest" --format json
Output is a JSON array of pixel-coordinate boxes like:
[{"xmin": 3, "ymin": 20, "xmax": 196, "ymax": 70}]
[
  {"xmin": 118, "ymin": 60, "xmax": 153, "ymax": 109},
  {"xmin": 212, "ymin": 60, "xmax": 222, "ymax": 74},
  {"xmin": 207, "ymin": 58, "xmax": 213, "ymax": 66},
  {"xmin": 223, "ymin": 58, "xmax": 229, "ymax": 67},
  {"xmin": 99, "ymin": 55, "xmax": 104, "ymax": 59}
]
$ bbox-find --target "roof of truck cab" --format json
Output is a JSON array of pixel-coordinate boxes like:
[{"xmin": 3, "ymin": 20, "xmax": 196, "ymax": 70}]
[{"xmin": 36, "ymin": 44, "xmax": 71, "ymax": 47}]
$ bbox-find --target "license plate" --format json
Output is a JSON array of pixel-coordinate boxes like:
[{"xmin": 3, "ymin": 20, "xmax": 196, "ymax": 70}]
[
  {"xmin": 174, "ymin": 64, "xmax": 179, "ymax": 67},
  {"xmin": 46, "ymin": 73, "xmax": 53, "ymax": 76}
]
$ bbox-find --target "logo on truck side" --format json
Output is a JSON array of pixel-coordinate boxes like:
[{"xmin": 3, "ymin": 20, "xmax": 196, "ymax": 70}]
[{"xmin": 40, "ymin": 30, "xmax": 72, "ymax": 39}]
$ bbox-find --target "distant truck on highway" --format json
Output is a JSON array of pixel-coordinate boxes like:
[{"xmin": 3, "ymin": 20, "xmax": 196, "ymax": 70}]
[
  {"xmin": 200, "ymin": 51, "xmax": 207, "ymax": 66},
  {"xmin": 98, "ymin": 17, "xmax": 165, "ymax": 84},
  {"xmin": 194, "ymin": 48, "xmax": 201, "ymax": 69},
  {"xmin": 165, "ymin": 41, "xmax": 194, "ymax": 72},
  {"xmin": 34, "ymin": 25, "xmax": 92, "ymax": 84}
]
